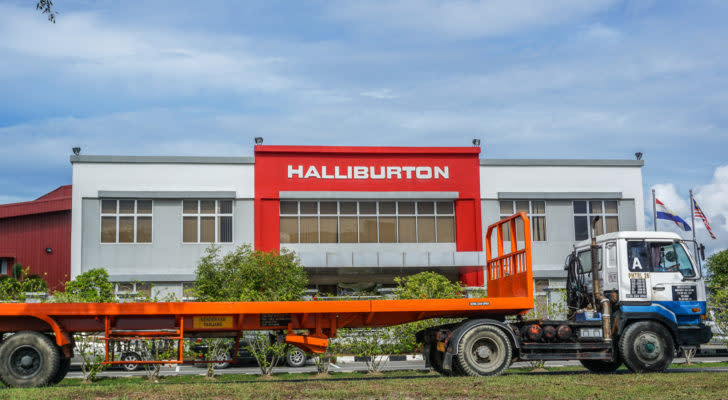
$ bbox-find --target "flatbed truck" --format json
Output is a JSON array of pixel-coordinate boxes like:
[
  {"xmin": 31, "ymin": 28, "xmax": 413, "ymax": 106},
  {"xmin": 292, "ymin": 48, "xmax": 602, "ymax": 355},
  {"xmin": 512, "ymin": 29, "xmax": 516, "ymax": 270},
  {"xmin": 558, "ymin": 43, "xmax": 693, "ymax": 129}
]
[{"xmin": 0, "ymin": 213, "xmax": 712, "ymax": 387}]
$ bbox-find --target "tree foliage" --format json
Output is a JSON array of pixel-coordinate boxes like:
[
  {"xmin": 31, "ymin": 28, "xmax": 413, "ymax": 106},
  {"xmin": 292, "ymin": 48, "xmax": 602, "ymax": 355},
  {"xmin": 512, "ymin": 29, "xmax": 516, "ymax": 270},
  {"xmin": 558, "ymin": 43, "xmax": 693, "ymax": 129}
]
[
  {"xmin": 706, "ymin": 249, "xmax": 728, "ymax": 288},
  {"xmin": 52, "ymin": 268, "xmax": 116, "ymax": 382},
  {"xmin": 393, "ymin": 271, "xmax": 464, "ymax": 300},
  {"xmin": 193, "ymin": 245, "xmax": 307, "ymax": 302},
  {"xmin": 57, "ymin": 268, "xmax": 115, "ymax": 303},
  {"xmin": 0, "ymin": 265, "xmax": 50, "ymax": 302},
  {"xmin": 35, "ymin": 0, "xmax": 57, "ymax": 23},
  {"xmin": 193, "ymin": 245, "xmax": 308, "ymax": 376}
]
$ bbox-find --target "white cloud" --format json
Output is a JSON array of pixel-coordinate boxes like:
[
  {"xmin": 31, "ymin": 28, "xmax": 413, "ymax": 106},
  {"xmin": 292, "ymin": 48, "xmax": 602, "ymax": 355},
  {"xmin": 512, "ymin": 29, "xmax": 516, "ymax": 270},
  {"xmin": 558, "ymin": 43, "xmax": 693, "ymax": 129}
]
[
  {"xmin": 0, "ymin": 4, "xmax": 299, "ymax": 96},
  {"xmin": 650, "ymin": 165, "xmax": 728, "ymax": 256},
  {"xmin": 696, "ymin": 165, "xmax": 728, "ymax": 232},
  {"xmin": 325, "ymin": 0, "xmax": 618, "ymax": 39},
  {"xmin": 360, "ymin": 89, "xmax": 398, "ymax": 100}
]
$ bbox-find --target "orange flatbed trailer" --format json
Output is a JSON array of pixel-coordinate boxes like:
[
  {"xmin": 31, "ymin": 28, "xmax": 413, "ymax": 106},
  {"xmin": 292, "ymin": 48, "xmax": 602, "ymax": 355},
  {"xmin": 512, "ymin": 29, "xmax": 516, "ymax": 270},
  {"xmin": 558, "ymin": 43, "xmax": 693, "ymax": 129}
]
[{"xmin": 0, "ymin": 213, "xmax": 533, "ymax": 387}]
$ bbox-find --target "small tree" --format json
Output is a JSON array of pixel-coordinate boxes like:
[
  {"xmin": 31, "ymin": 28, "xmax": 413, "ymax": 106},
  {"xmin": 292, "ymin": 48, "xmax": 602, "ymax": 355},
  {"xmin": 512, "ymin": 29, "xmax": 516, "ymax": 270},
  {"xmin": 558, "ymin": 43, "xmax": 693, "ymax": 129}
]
[
  {"xmin": 389, "ymin": 272, "xmax": 465, "ymax": 355},
  {"xmin": 0, "ymin": 265, "xmax": 50, "ymax": 302},
  {"xmin": 53, "ymin": 268, "xmax": 116, "ymax": 382},
  {"xmin": 706, "ymin": 249, "xmax": 728, "ymax": 288},
  {"xmin": 706, "ymin": 249, "xmax": 728, "ymax": 348},
  {"xmin": 193, "ymin": 245, "xmax": 308, "ymax": 376}
]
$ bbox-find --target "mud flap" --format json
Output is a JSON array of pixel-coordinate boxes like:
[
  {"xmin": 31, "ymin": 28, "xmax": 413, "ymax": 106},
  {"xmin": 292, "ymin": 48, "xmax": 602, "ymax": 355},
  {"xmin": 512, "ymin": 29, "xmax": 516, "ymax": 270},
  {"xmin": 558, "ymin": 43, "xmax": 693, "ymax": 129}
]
[{"xmin": 443, "ymin": 351, "xmax": 453, "ymax": 372}]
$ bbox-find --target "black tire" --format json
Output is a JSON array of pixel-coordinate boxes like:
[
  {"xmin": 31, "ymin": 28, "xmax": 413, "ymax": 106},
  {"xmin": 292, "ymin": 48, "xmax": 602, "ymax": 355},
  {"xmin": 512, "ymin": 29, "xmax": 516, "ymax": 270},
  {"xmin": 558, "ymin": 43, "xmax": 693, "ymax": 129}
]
[
  {"xmin": 619, "ymin": 321, "xmax": 674, "ymax": 373},
  {"xmin": 580, "ymin": 359, "xmax": 622, "ymax": 373},
  {"xmin": 0, "ymin": 331, "xmax": 61, "ymax": 388},
  {"xmin": 120, "ymin": 352, "xmax": 142, "ymax": 372},
  {"xmin": 453, "ymin": 325, "xmax": 512, "ymax": 377},
  {"xmin": 286, "ymin": 347, "xmax": 307, "ymax": 368},
  {"xmin": 51, "ymin": 357, "xmax": 71, "ymax": 384}
]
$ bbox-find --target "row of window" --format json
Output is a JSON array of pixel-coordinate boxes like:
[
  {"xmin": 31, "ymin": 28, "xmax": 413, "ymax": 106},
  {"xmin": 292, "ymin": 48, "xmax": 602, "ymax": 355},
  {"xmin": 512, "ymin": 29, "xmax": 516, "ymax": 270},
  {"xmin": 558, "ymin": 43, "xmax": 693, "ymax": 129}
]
[
  {"xmin": 101, "ymin": 199, "xmax": 234, "ymax": 244},
  {"xmin": 100, "ymin": 199, "xmax": 621, "ymax": 244},
  {"xmin": 280, "ymin": 200, "xmax": 456, "ymax": 244},
  {"xmin": 498, "ymin": 200, "xmax": 620, "ymax": 242}
]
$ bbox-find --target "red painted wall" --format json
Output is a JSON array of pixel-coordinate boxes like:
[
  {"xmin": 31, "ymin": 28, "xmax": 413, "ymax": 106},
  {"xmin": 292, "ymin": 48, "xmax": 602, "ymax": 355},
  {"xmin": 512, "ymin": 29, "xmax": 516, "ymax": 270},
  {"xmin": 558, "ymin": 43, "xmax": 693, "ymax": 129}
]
[
  {"xmin": 254, "ymin": 146, "xmax": 483, "ymax": 285},
  {"xmin": 0, "ymin": 211, "xmax": 71, "ymax": 291}
]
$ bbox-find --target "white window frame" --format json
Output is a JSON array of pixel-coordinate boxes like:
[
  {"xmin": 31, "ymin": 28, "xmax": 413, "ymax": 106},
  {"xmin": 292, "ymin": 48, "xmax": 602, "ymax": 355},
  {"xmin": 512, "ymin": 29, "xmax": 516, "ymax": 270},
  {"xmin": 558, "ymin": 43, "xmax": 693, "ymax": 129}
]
[
  {"xmin": 279, "ymin": 200, "xmax": 456, "ymax": 244},
  {"xmin": 182, "ymin": 200, "xmax": 234, "ymax": 244},
  {"xmin": 573, "ymin": 200, "xmax": 620, "ymax": 241},
  {"xmin": 498, "ymin": 200, "xmax": 547, "ymax": 242},
  {"xmin": 100, "ymin": 199, "xmax": 153, "ymax": 244}
]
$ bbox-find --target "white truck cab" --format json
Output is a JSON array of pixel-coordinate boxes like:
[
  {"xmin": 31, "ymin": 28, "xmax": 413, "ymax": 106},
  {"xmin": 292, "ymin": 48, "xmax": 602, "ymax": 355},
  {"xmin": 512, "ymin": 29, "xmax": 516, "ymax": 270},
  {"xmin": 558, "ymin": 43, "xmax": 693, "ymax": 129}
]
[{"xmin": 573, "ymin": 231, "xmax": 711, "ymax": 351}]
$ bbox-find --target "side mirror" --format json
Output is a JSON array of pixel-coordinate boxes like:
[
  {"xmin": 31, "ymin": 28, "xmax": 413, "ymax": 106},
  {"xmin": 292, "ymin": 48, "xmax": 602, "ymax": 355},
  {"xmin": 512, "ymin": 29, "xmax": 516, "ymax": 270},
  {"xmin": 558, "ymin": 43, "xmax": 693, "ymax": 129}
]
[{"xmin": 699, "ymin": 244, "xmax": 706, "ymax": 261}]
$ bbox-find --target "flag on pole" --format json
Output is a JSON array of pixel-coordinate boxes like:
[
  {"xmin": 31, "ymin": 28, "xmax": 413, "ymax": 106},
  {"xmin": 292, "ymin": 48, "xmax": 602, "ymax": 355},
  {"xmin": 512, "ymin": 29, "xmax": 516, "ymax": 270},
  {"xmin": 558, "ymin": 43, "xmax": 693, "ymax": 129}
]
[
  {"xmin": 655, "ymin": 198, "xmax": 692, "ymax": 231},
  {"xmin": 692, "ymin": 199, "xmax": 717, "ymax": 239}
]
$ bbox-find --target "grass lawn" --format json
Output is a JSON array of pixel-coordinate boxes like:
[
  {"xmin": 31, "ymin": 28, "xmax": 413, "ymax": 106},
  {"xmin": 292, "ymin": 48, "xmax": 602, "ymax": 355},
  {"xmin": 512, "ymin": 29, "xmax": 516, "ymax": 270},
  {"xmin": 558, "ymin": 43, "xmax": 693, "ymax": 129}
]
[{"xmin": 1, "ymin": 365, "xmax": 727, "ymax": 400}]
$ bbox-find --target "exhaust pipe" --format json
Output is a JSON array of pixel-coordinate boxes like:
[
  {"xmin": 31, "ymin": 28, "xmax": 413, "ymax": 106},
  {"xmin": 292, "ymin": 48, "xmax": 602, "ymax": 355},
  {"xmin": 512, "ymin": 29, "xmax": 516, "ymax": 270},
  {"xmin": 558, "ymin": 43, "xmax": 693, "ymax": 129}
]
[{"xmin": 590, "ymin": 216, "xmax": 612, "ymax": 343}]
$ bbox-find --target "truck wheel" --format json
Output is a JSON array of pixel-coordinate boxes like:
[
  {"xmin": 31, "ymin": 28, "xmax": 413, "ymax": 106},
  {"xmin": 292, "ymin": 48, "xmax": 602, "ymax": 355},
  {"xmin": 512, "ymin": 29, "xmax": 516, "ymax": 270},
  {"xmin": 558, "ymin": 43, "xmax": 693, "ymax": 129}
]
[
  {"xmin": 120, "ymin": 352, "xmax": 142, "ymax": 371},
  {"xmin": 580, "ymin": 359, "xmax": 621, "ymax": 373},
  {"xmin": 619, "ymin": 321, "xmax": 674, "ymax": 373},
  {"xmin": 51, "ymin": 357, "xmax": 71, "ymax": 384},
  {"xmin": 286, "ymin": 347, "xmax": 307, "ymax": 368},
  {"xmin": 454, "ymin": 325, "xmax": 512, "ymax": 377},
  {"xmin": 0, "ymin": 331, "xmax": 61, "ymax": 387}
]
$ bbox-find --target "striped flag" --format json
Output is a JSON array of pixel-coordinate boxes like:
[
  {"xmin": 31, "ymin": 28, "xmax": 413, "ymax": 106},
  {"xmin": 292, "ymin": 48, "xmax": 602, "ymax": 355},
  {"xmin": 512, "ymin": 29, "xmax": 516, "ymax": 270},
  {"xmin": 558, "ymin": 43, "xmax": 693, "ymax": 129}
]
[
  {"xmin": 655, "ymin": 198, "xmax": 692, "ymax": 231},
  {"xmin": 693, "ymin": 199, "xmax": 717, "ymax": 239}
]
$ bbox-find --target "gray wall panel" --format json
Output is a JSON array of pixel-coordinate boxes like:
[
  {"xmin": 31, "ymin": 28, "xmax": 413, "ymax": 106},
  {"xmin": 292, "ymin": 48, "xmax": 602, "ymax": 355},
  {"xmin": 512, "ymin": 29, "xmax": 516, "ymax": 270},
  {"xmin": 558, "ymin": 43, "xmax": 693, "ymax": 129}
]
[{"xmin": 81, "ymin": 198, "xmax": 254, "ymax": 281}]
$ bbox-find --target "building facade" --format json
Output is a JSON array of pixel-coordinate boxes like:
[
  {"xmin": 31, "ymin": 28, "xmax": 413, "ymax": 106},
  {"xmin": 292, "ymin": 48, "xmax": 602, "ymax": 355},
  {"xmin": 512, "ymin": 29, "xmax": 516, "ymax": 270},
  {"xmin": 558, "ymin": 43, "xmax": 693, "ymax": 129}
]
[
  {"xmin": 69, "ymin": 146, "xmax": 644, "ymax": 298},
  {"xmin": 0, "ymin": 186, "xmax": 72, "ymax": 290}
]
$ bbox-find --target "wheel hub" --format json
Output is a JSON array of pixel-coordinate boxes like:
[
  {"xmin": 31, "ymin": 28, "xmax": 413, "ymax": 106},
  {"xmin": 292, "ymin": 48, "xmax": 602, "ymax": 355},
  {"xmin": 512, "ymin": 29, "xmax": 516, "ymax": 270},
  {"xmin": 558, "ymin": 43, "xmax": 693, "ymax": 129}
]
[
  {"xmin": 635, "ymin": 332, "xmax": 662, "ymax": 362},
  {"xmin": 8, "ymin": 345, "xmax": 43, "ymax": 378},
  {"xmin": 476, "ymin": 345, "xmax": 491, "ymax": 359},
  {"xmin": 20, "ymin": 355, "xmax": 33, "ymax": 368}
]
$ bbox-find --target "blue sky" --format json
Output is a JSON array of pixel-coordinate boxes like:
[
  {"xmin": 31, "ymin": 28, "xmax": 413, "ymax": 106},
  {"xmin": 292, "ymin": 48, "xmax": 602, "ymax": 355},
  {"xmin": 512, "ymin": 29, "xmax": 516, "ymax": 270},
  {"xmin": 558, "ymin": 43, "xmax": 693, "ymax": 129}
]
[{"xmin": 0, "ymin": 0, "xmax": 726, "ymax": 252}]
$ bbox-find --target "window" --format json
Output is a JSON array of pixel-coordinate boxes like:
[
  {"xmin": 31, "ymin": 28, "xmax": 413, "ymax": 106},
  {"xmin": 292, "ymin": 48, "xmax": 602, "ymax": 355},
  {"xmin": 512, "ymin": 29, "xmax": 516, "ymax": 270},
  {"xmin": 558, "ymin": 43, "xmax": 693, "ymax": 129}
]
[
  {"xmin": 576, "ymin": 248, "xmax": 602, "ymax": 274},
  {"xmin": 279, "ymin": 200, "xmax": 455, "ymax": 244},
  {"xmin": 627, "ymin": 241, "xmax": 696, "ymax": 277},
  {"xmin": 101, "ymin": 199, "xmax": 152, "ymax": 243},
  {"xmin": 499, "ymin": 200, "xmax": 546, "ymax": 241},
  {"xmin": 573, "ymin": 200, "xmax": 619, "ymax": 241},
  {"xmin": 182, "ymin": 200, "xmax": 233, "ymax": 243}
]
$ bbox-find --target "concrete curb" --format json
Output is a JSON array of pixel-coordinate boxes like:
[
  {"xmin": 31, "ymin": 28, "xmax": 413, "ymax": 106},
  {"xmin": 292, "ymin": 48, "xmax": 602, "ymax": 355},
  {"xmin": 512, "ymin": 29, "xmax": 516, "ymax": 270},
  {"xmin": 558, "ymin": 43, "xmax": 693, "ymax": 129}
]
[{"xmin": 335, "ymin": 354, "xmax": 423, "ymax": 363}]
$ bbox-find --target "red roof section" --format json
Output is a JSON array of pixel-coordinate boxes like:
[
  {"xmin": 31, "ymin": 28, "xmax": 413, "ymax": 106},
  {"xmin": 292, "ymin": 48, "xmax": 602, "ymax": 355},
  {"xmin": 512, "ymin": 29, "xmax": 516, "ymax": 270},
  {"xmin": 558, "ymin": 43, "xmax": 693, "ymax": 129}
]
[
  {"xmin": 35, "ymin": 185, "xmax": 72, "ymax": 201},
  {"xmin": 0, "ymin": 186, "xmax": 72, "ymax": 219},
  {"xmin": 254, "ymin": 145, "xmax": 481, "ymax": 155}
]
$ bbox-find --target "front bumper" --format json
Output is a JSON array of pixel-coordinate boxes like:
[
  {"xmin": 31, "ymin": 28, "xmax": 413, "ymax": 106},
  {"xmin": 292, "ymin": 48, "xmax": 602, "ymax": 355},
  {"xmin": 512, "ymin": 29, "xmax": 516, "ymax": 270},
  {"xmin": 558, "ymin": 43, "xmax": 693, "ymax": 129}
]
[{"xmin": 677, "ymin": 323, "xmax": 713, "ymax": 346}]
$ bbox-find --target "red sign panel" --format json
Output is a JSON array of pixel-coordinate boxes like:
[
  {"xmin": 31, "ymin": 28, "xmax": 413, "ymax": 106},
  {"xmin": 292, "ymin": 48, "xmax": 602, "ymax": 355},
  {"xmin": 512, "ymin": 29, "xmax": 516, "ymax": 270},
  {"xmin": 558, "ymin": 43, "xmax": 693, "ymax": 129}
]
[{"xmin": 254, "ymin": 145, "xmax": 484, "ymax": 286}]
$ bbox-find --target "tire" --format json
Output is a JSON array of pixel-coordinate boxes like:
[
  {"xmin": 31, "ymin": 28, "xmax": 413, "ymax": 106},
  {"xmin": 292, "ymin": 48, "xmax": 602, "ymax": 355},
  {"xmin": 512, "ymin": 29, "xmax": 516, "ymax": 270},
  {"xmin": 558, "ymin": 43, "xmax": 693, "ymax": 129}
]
[
  {"xmin": 213, "ymin": 350, "xmax": 231, "ymax": 369},
  {"xmin": 0, "ymin": 331, "xmax": 61, "ymax": 388},
  {"xmin": 120, "ymin": 352, "xmax": 142, "ymax": 372},
  {"xmin": 286, "ymin": 347, "xmax": 307, "ymax": 368},
  {"xmin": 619, "ymin": 321, "xmax": 674, "ymax": 373},
  {"xmin": 453, "ymin": 325, "xmax": 512, "ymax": 377},
  {"xmin": 580, "ymin": 359, "xmax": 622, "ymax": 373},
  {"xmin": 51, "ymin": 357, "xmax": 71, "ymax": 384}
]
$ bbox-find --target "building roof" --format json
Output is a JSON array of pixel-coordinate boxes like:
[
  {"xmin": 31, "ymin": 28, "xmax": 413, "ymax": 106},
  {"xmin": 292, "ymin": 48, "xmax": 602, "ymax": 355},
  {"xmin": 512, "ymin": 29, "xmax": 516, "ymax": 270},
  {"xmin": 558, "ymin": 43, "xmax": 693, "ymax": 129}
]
[
  {"xmin": 480, "ymin": 159, "xmax": 644, "ymax": 167},
  {"xmin": 70, "ymin": 155, "xmax": 255, "ymax": 164},
  {"xmin": 0, "ymin": 186, "xmax": 72, "ymax": 219}
]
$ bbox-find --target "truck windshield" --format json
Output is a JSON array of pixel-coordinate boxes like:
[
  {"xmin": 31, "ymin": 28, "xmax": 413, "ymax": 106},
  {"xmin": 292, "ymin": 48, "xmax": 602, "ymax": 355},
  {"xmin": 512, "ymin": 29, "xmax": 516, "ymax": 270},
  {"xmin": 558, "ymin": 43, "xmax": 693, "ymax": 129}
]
[{"xmin": 651, "ymin": 242, "xmax": 696, "ymax": 277}]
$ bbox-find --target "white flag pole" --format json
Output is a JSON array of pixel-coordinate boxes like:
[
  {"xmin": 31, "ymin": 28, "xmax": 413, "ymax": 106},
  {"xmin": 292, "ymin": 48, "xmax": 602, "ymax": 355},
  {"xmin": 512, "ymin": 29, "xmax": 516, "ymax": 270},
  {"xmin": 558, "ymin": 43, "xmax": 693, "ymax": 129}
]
[{"xmin": 690, "ymin": 189, "xmax": 701, "ymax": 269}]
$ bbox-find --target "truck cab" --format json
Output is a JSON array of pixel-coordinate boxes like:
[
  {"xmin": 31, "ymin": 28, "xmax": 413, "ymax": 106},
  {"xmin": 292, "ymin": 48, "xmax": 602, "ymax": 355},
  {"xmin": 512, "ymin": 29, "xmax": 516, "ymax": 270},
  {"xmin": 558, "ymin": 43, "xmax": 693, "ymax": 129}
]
[
  {"xmin": 570, "ymin": 231, "xmax": 712, "ymax": 371},
  {"xmin": 575, "ymin": 232, "xmax": 711, "ymax": 345}
]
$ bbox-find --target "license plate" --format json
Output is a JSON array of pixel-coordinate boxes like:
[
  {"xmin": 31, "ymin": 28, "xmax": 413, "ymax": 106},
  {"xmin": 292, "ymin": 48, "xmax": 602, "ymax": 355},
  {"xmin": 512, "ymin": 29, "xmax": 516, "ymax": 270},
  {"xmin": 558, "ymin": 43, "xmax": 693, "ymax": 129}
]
[
  {"xmin": 193, "ymin": 316, "xmax": 234, "ymax": 329},
  {"xmin": 436, "ymin": 342, "xmax": 446, "ymax": 352}
]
